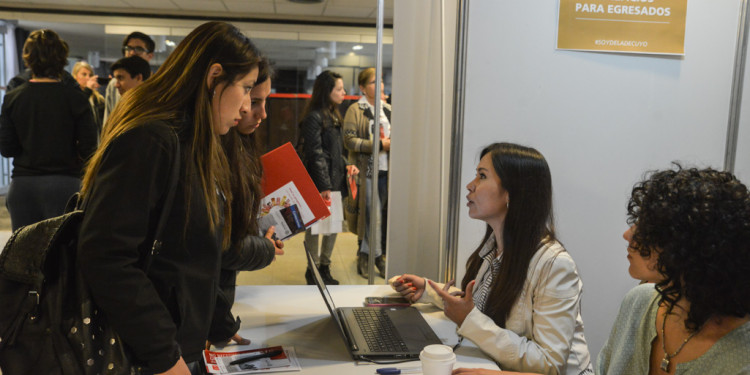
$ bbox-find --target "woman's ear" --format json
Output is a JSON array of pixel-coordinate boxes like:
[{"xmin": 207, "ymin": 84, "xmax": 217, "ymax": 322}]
[{"xmin": 206, "ymin": 63, "xmax": 223, "ymax": 91}]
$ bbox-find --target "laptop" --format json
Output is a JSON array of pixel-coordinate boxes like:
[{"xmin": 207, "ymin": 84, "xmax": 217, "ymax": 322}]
[{"xmin": 304, "ymin": 246, "xmax": 443, "ymax": 361}]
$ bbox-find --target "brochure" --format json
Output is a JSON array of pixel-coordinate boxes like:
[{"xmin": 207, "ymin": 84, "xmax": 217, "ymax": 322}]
[
  {"xmin": 259, "ymin": 142, "xmax": 329, "ymax": 240},
  {"xmin": 203, "ymin": 346, "xmax": 301, "ymax": 374}
]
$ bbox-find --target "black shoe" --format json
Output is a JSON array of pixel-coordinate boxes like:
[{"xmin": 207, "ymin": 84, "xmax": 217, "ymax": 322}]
[
  {"xmin": 357, "ymin": 253, "xmax": 369, "ymax": 279},
  {"xmin": 304, "ymin": 267, "xmax": 315, "ymax": 285},
  {"xmin": 318, "ymin": 264, "xmax": 339, "ymax": 285},
  {"xmin": 375, "ymin": 255, "xmax": 386, "ymax": 278}
]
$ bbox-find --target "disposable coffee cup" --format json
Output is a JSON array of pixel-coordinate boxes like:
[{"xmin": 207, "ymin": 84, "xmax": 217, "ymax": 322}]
[{"xmin": 419, "ymin": 344, "xmax": 456, "ymax": 375}]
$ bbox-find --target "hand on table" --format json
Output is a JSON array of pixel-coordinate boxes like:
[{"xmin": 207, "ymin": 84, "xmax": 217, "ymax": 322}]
[
  {"xmin": 429, "ymin": 279, "xmax": 475, "ymax": 326},
  {"xmin": 390, "ymin": 274, "xmax": 426, "ymax": 302},
  {"xmin": 205, "ymin": 333, "xmax": 251, "ymax": 350}
]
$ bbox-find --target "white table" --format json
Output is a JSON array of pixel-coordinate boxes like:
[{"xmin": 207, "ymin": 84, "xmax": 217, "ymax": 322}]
[{"xmin": 226, "ymin": 285, "xmax": 501, "ymax": 374}]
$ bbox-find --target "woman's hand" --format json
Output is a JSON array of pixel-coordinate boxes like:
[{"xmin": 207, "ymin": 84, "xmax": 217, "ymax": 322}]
[
  {"xmin": 346, "ymin": 165, "xmax": 360, "ymax": 176},
  {"xmin": 156, "ymin": 357, "xmax": 190, "ymax": 375},
  {"xmin": 320, "ymin": 190, "xmax": 332, "ymax": 201},
  {"xmin": 205, "ymin": 333, "xmax": 251, "ymax": 350},
  {"xmin": 264, "ymin": 226, "xmax": 284, "ymax": 256},
  {"xmin": 391, "ymin": 274, "xmax": 426, "ymax": 302},
  {"xmin": 429, "ymin": 279, "xmax": 476, "ymax": 326},
  {"xmin": 86, "ymin": 75, "xmax": 100, "ymax": 90},
  {"xmin": 381, "ymin": 138, "xmax": 391, "ymax": 151}
]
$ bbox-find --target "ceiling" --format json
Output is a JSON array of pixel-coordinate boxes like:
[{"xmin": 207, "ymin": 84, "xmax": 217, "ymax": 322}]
[{"xmin": 0, "ymin": 0, "xmax": 393, "ymax": 70}]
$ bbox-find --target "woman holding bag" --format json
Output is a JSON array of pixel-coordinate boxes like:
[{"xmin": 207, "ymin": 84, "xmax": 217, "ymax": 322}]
[
  {"xmin": 78, "ymin": 21, "xmax": 261, "ymax": 374},
  {"xmin": 300, "ymin": 70, "xmax": 359, "ymax": 285}
]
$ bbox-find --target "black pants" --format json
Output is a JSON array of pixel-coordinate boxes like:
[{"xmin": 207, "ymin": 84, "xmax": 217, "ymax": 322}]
[{"xmin": 6, "ymin": 174, "xmax": 81, "ymax": 231}]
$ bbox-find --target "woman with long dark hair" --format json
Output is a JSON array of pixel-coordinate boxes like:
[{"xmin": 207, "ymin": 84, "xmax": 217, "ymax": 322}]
[
  {"xmin": 209, "ymin": 60, "xmax": 284, "ymax": 347},
  {"xmin": 597, "ymin": 167, "xmax": 750, "ymax": 375},
  {"xmin": 392, "ymin": 143, "xmax": 592, "ymax": 375},
  {"xmin": 300, "ymin": 70, "xmax": 358, "ymax": 284},
  {"xmin": 78, "ymin": 21, "xmax": 261, "ymax": 374}
]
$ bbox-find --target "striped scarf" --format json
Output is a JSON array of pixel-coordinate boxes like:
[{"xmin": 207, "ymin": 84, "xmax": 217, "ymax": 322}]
[{"xmin": 473, "ymin": 236, "xmax": 503, "ymax": 313}]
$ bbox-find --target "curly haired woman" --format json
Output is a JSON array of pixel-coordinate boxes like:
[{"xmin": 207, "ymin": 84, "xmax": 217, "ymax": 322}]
[{"xmin": 597, "ymin": 166, "xmax": 750, "ymax": 375}]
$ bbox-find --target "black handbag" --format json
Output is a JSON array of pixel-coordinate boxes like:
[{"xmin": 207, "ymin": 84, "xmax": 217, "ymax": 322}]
[{"xmin": 0, "ymin": 132, "xmax": 180, "ymax": 375}]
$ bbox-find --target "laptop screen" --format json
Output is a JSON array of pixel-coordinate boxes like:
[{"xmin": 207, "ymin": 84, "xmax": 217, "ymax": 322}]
[{"xmin": 304, "ymin": 244, "xmax": 349, "ymax": 337}]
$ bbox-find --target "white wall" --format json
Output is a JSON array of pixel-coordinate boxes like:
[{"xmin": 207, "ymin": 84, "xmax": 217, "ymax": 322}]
[
  {"xmin": 735, "ymin": 21, "xmax": 750, "ymax": 182},
  {"xmin": 457, "ymin": 0, "xmax": 740, "ymax": 361}
]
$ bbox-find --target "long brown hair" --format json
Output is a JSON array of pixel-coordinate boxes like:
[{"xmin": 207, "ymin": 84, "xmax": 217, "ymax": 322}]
[
  {"xmin": 302, "ymin": 70, "xmax": 344, "ymax": 126},
  {"xmin": 222, "ymin": 59, "xmax": 274, "ymax": 241},
  {"xmin": 81, "ymin": 21, "xmax": 261, "ymax": 247},
  {"xmin": 461, "ymin": 143, "xmax": 556, "ymax": 327}
]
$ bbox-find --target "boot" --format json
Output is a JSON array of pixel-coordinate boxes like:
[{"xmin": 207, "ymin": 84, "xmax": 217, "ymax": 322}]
[
  {"xmin": 318, "ymin": 264, "xmax": 339, "ymax": 285},
  {"xmin": 375, "ymin": 255, "xmax": 386, "ymax": 278},
  {"xmin": 304, "ymin": 267, "xmax": 315, "ymax": 285},
  {"xmin": 357, "ymin": 253, "xmax": 369, "ymax": 279}
]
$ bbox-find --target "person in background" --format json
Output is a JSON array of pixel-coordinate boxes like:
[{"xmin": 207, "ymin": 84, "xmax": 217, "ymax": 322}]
[
  {"xmin": 209, "ymin": 59, "xmax": 284, "ymax": 348},
  {"xmin": 72, "ymin": 61, "xmax": 106, "ymax": 134},
  {"xmin": 596, "ymin": 166, "xmax": 750, "ymax": 375},
  {"xmin": 0, "ymin": 29, "xmax": 97, "ymax": 231},
  {"xmin": 300, "ymin": 70, "xmax": 359, "ymax": 285},
  {"xmin": 103, "ymin": 31, "xmax": 154, "ymax": 124},
  {"xmin": 111, "ymin": 55, "xmax": 152, "ymax": 96},
  {"xmin": 392, "ymin": 143, "xmax": 593, "ymax": 375},
  {"xmin": 343, "ymin": 67, "xmax": 391, "ymax": 279},
  {"xmin": 78, "ymin": 21, "xmax": 261, "ymax": 374}
]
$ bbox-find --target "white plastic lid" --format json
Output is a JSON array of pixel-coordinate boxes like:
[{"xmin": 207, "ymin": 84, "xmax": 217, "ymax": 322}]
[{"xmin": 420, "ymin": 344, "xmax": 455, "ymax": 360}]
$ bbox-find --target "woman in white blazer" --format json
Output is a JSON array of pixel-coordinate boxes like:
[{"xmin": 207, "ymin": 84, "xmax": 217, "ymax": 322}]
[{"xmin": 392, "ymin": 143, "xmax": 592, "ymax": 375}]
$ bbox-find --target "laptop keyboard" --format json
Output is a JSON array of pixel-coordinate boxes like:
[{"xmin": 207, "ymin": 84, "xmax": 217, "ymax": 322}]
[{"xmin": 353, "ymin": 308, "xmax": 409, "ymax": 352}]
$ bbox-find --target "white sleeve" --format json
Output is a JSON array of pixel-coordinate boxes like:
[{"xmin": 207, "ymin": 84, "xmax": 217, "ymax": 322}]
[{"xmin": 457, "ymin": 254, "xmax": 582, "ymax": 375}]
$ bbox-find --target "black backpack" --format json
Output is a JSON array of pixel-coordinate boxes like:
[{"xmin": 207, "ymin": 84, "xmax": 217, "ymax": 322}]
[{"xmin": 0, "ymin": 134, "xmax": 180, "ymax": 375}]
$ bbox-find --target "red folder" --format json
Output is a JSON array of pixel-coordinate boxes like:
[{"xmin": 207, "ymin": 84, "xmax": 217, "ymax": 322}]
[{"xmin": 261, "ymin": 142, "xmax": 329, "ymax": 227}]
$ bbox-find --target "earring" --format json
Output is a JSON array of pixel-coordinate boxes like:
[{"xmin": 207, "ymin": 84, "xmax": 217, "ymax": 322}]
[{"xmin": 506, "ymin": 201, "xmax": 509, "ymax": 209}]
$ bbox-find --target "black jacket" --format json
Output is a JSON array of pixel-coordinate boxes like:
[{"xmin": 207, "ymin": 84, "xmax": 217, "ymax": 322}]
[
  {"xmin": 0, "ymin": 81, "xmax": 98, "ymax": 177},
  {"xmin": 78, "ymin": 121, "xmax": 221, "ymax": 372},
  {"xmin": 300, "ymin": 110, "xmax": 347, "ymax": 192},
  {"xmin": 208, "ymin": 235, "xmax": 276, "ymax": 342}
]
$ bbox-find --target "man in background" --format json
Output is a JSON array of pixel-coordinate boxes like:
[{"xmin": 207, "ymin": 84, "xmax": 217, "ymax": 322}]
[
  {"xmin": 110, "ymin": 55, "xmax": 151, "ymax": 96},
  {"xmin": 103, "ymin": 32, "xmax": 154, "ymax": 123}
]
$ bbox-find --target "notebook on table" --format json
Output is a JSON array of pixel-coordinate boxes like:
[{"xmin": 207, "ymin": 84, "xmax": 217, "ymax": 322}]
[{"xmin": 304, "ymin": 245, "xmax": 442, "ymax": 361}]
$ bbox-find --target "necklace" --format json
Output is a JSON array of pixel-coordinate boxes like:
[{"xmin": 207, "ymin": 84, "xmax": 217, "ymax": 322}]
[{"xmin": 660, "ymin": 312, "xmax": 701, "ymax": 372}]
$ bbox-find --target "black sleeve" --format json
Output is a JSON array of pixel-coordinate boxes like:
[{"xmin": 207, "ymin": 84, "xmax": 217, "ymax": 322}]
[
  {"xmin": 69, "ymin": 88, "xmax": 99, "ymax": 161},
  {"xmin": 301, "ymin": 112, "xmax": 333, "ymax": 191},
  {"xmin": 0, "ymin": 93, "xmax": 21, "ymax": 157},
  {"xmin": 221, "ymin": 234, "xmax": 276, "ymax": 271},
  {"xmin": 78, "ymin": 124, "xmax": 181, "ymax": 372},
  {"xmin": 207, "ymin": 277, "xmax": 242, "ymax": 343}
]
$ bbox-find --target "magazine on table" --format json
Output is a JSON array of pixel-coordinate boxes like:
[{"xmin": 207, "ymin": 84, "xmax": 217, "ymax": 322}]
[
  {"xmin": 259, "ymin": 142, "xmax": 329, "ymax": 240},
  {"xmin": 203, "ymin": 346, "xmax": 300, "ymax": 374}
]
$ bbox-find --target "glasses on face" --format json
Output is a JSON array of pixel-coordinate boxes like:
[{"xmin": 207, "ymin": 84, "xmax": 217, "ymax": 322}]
[{"xmin": 122, "ymin": 45, "xmax": 149, "ymax": 55}]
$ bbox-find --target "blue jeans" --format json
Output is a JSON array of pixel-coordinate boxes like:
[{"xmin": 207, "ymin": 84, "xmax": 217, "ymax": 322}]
[{"xmin": 359, "ymin": 171, "xmax": 388, "ymax": 257}]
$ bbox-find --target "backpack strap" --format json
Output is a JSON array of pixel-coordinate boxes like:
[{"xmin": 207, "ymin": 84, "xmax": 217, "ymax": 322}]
[{"xmin": 143, "ymin": 129, "xmax": 181, "ymax": 273}]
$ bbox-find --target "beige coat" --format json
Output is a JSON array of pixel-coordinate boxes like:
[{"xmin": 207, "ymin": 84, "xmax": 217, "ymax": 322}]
[{"xmin": 342, "ymin": 100, "xmax": 391, "ymax": 239}]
